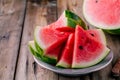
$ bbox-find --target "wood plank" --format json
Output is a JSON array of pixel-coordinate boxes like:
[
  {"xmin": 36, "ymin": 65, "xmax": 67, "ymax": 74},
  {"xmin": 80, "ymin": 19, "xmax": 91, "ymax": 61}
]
[
  {"xmin": 0, "ymin": 0, "xmax": 26, "ymax": 80},
  {"xmin": 15, "ymin": 0, "xmax": 58, "ymax": 80},
  {"xmin": 59, "ymin": 76, "xmax": 80, "ymax": 80}
]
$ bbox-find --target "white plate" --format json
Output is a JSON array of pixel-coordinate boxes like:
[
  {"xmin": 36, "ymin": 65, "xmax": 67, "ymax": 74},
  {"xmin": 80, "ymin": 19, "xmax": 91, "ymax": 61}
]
[{"xmin": 34, "ymin": 51, "xmax": 113, "ymax": 76}]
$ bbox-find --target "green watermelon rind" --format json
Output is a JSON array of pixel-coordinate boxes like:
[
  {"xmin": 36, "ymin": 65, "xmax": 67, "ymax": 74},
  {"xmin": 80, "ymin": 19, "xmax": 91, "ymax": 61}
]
[
  {"xmin": 72, "ymin": 47, "xmax": 110, "ymax": 68},
  {"xmin": 34, "ymin": 27, "xmax": 57, "ymax": 64},
  {"xmin": 64, "ymin": 10, "xmax": 88, "ymax": 29},
  {"xmin": 56, "ymin": 60, "xmax": 71, "ymax": 68},
  {"xmin": 83, "ymin": 1, "xmax": 120, "ymax": 34},
  {"xmin": 59, "ymin": 16, "xmax": 81, "ymax": 28},
  {"xmin": 66, "ymin": 18, "xmax": 79, "ymax": 28},
  {"xmin": 28, "ymin": 41, "xmax": 39, "ymax": 57},
  {"xmin": 103, "ymin": 29, "xmax": 120, "ymax": 35},
  {"xmin": 29, "ymin": 41, "xmax": 57, "ymax": 64}
]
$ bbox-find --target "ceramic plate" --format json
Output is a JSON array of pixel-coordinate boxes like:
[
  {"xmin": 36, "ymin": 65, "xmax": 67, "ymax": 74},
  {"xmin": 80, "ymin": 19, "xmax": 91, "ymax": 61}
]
[{"xmin": 34, "ymin": 51, "xmax": 113, "ymax": 76}]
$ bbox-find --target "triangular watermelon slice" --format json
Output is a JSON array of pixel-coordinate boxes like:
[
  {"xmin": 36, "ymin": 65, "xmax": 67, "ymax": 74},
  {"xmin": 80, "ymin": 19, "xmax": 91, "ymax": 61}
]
[
  {"xmin": 56, "ymin": 33, "xmax": 74, "ymax": 68},
  {"xmin": 34, "ymin": 26, "xmax": 70, "ymax": 63},
  {"xmin": 72, "ymin": 25, "xmax": 110, "ymax": 68}
]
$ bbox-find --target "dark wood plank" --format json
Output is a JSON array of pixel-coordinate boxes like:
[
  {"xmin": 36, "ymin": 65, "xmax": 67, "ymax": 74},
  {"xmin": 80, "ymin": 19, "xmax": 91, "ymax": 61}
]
[
  {"xmin": 15, "ymin": 0, "xmax": 58, "ymax": 80},
  {"xmin": 0, "ymin": 0, "xmax": 26, "ymax": 80}
]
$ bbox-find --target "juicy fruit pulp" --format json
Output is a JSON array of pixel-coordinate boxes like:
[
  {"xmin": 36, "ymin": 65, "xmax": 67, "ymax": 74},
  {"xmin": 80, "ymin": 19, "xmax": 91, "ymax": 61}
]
[
  {"xmin": 72, "ymin": 25, "xmax": 110, "ymax": 68},
  {"xmin": 83, "ymin": 0, "xmax": 120, "ymax": 34}
]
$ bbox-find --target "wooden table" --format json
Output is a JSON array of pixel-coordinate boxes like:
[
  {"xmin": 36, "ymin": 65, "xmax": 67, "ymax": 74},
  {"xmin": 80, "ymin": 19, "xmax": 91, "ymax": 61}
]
[{"xmin": 0, "ymin": 0, "xmax": 120, "ymax": 80}]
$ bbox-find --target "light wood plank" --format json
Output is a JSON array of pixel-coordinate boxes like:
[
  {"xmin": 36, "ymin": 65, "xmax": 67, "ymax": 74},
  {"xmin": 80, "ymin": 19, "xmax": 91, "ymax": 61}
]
[
  {"xmin": 0, "ymin": 0, "xmax": 26, "ymax": 80},
  {"xmin": 15, "ymin": 0, "xmax": 58, "ymax": 80}
]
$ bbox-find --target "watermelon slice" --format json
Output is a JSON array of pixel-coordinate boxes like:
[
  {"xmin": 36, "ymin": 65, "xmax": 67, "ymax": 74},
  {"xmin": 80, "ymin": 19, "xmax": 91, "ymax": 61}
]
[
  {"xmin": 87, "ymin": 29, "xmax": 106, "ymax": 45},
  {"xmin": 28, "ymin": 41, "xmax": 60, "ymax": 64},
  {"xmin": 72, "ymin": 25, "xmax": 110, "ymax": 68},
  {"xmin": 56, "ymin": 33, "xmax": 74, "ymax": 68},
  {"xmin": 34, "ymin": 26, "xmax": 69, "ymax": 63},
  {"xmin": 50, "ymin": 10, "xmax": 87, "ymax": 30},
  {"xmin": 83, "ymin": 0, "xmax": 120, "ymax": 34}
]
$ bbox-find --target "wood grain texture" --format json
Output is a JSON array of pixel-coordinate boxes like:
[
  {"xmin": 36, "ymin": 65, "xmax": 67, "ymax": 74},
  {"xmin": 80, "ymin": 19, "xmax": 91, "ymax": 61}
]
[
  {"xmin": 15, "ymin": 0, "xmax": 58, "ymax": 80},
  {"xmin": 0, "ymin": 0, "xmax": 26, "ymax": 80}
]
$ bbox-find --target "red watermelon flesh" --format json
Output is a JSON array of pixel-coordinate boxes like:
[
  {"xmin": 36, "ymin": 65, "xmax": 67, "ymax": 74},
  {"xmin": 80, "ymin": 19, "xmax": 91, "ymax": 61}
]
[
  {"xmin": 34, "ymin": 26, "xmax": 70, "ymax": 61},
  {"xmin": 56, "ymin": 27, "xmax": 75, "ymax": 32},
  {"xmin": 72, "ymin": 25, "xmax": 110, "ymax": 68},
  {"xmin": 83, "ymin": 0, "xmax": 120, "ymax": 29},
  {"xmin": 87, "ymin": 29, "xmax": 106, "ymax": 45},
  {"xmin": 45, "ymin": 44, "xmax": 63, "ymax": 60},
  {"xmin": 56, "ymin": 33, "xmax": 74, "ymax": 68},
  {"xmin": 46, "ymin": 22, "xmax": 75, "ymax": 33}
]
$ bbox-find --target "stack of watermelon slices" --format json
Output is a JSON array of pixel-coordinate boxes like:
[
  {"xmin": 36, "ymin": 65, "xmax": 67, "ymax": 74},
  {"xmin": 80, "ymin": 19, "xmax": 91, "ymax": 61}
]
[{"xmin": 28, "ymin": 10, "xmax": 110, "ymax": 68}]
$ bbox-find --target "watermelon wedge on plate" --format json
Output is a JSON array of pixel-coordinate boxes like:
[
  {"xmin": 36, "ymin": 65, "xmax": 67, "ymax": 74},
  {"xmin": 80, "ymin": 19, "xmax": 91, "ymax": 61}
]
[
  {"xmin": 72, "ymin": 25, "xmax": 110, "ymax": 68},
  {"xmin": 56, "ymin": 33, "xmax": 74, "ymax": 68},
  {"xmin": 34, "ymin": 26, "xmax": 70, "ymax": 63},
  {"xmin": 83, "ymin": 0, "xmax": 120, "ymax": 34}
]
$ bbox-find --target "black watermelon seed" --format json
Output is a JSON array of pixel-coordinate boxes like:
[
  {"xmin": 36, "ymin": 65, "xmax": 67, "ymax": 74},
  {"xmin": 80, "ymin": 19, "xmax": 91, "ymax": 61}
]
[
  {"xmin": 79, "ymin": 46, "xmax": 83, "ymax": 50},
  {"xmin": 96, "ymin": 0, "xmax": 98, "ymax": 3},
  {"xmin": 90, "ymin": 33, "xmax": 94, "ymax": 36}
]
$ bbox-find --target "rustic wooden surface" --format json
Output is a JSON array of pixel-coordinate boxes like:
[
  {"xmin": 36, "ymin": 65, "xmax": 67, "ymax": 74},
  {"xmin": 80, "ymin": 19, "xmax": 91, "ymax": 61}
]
[{"xmin": 0, "ymin": 0, "xmax": 120, "ymax": 80}]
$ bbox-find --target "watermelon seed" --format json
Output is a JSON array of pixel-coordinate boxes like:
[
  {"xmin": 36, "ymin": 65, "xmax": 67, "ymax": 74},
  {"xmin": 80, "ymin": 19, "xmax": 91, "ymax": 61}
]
[
  {"xmin": 90, "ymin": 33, "xmax": 94, "ymax": 36},
  {"xmin": 79, "ymin": 46, "xmax": 83, "ymax": 50},
  {"xmin": 96, "ymin": 0, "xmax": 98, "ymax": 3}
]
